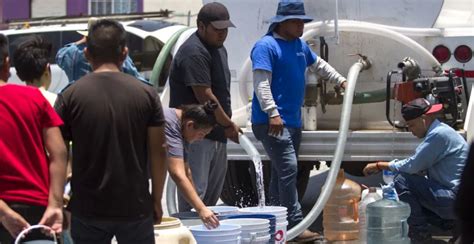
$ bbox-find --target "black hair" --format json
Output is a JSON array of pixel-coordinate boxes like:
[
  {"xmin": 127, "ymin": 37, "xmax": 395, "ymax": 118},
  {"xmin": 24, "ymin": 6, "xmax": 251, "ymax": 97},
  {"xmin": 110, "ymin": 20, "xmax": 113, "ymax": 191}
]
[
  {"xmin": 181, "ymin": 100, "xmax": 218, "ymax": 129},
  {"xmin": 0, "ymin": 34, "xmax": 8, "ymax": 68},
  {"xmin": 12, "ymin": 35, "xmax": 51, "ymax": 82},
  {"xmin": 86, "ymin": 19, "xmax": 127, "ymax": 64}
]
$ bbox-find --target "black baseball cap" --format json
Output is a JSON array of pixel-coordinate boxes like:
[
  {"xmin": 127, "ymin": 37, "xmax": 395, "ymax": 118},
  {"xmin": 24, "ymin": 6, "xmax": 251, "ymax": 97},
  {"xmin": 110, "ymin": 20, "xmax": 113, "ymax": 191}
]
[
  {"xmin": 197, "ymin": 2, "xmax": 235, "ymax": 29},
  {"xmin": 401, "ymin": 98, "xmax": 443, "ymax": 121}
]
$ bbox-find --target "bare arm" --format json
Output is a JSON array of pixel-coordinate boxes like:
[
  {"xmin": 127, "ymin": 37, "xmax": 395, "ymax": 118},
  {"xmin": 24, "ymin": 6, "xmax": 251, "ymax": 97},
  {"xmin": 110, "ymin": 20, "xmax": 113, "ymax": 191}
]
[
  {"xmin": 168, "ymin": 158, "xmax": 219, "ymax": 228},
  {"xmin": 191, "ymin": 86, "xmax": 240, "ymax": 143},
  {"xmin": 363, "ymin": 161, "xmax": 390, "ymax": 176},
  {"xmin": 148, "ymin": 126, "xmax": 167, "ymax": 224},
  {"xmin": 0, "ymin": 200, "xmax": 30, "ymax": 238},
  {"xmin": 39, "ymin": 127, "xmax": 67, "ymax": 234}
]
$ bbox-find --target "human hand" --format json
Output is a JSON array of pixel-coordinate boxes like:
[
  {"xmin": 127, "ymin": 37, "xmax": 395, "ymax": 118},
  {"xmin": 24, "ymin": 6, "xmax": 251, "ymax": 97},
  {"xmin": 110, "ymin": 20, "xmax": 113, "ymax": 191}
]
[
  {"xmin": 225, "ymin": 122, "xmax": 241, "ymax": 143},
  {"xmin": 340, "ymin": 80, "xmax": 347, "ymax": 90},
  {"xmin": 38, "ymin": 206, "xmax": 63, "ymax": 235},
  {"xmin": 153, "ymin": 201, "xmax": 163, "ymax": 224},
  {"xmin": 0, "ymin": 208, "xmax": 30, "ymax": 238},
  {"xmin": 268, "ymin": 116, "xmax": 284, "ymax": 137},
  {"xmin": 363, "ymin": 162, "xmax": 381, "ymax": 176},
  {"xmin": 197, "ymin": 208, "xmax": 220, "ymax": 229}
]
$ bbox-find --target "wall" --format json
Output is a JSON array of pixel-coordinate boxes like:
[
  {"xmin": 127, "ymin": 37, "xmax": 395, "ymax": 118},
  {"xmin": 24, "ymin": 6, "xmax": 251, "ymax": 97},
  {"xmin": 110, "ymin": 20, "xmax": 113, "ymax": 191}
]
[
  {"xmin": 2, "ymin": 0, "xmax": 30, "ymax": 22},
  {"xmin": 32, "ymin": 0, "xmax": 66, "ymax": 18},
  {"xmin": 67, "ymin": 0, "xmax": 143, "ymax": 17},
  {"xmin": 144, "ymin": 0, "xmax": 202, "ymax": 26}
]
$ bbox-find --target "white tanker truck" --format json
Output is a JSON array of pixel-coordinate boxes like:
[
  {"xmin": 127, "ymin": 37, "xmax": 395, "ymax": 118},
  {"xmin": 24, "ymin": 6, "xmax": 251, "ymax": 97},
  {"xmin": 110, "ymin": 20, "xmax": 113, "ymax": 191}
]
[{"xmin": 156, "ymin": 0, "xmax": 474, "ymax": 209}]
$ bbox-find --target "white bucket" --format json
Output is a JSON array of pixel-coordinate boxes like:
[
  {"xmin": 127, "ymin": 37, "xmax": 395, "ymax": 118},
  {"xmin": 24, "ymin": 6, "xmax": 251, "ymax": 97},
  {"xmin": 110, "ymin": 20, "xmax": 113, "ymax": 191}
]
[
  {"xmin": 221, "ymin": 218, "xmax": 270, "ymax": 239},
  {"xmin": 239, "ymin": 206, "xmax": 288, "ymax": 244},
  {"xmin": 192, "ymin": 206, "xmax": 240, "ymax": 216},
  {"xmin": 190, "ymin": 224, "xmax": 241, "ymax": 244},
  {"xmin": 14, "ymin": 225, "xmax": 57, "ymax": 244},
  {"xmin": 241, "ymin": 234, "xmax": 271, "ymax": 244},
  {"xmin": 274, "ymin": 221, "xmax": 288, "ymax": 244},
  {"xmin": 194, "ymin": 235, "xmax": 241, "ymax": 243}
]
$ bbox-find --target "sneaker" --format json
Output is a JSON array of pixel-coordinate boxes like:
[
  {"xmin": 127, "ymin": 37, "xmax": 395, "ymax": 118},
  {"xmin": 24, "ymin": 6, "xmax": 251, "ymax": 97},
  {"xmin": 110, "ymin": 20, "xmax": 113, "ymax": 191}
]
[{"xmin": 409, "ymin": 231, "xmax": 433, "ymax": 243}]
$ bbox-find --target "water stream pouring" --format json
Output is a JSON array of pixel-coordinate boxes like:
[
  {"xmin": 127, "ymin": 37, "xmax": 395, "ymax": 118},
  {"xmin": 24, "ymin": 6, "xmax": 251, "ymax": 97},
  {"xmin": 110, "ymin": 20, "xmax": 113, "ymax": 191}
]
[{"xmin": 238, "ymin": 133, "xmax": 266, "ymax": 207}]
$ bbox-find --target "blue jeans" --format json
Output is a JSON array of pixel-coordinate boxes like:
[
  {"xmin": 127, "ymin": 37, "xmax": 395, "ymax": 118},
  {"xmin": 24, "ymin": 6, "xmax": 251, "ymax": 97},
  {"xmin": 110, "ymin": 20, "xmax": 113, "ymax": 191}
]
[
  {"xmin": 71, "ymin": 215, "xmax": 155, "ymax": 244},
  {"xmin": 252, "ymin": 124, "xmax": 303, "ymax": 227},
  {"xmin": 393, "ymin": 172, "xmax": 457, "ymax": 233}
]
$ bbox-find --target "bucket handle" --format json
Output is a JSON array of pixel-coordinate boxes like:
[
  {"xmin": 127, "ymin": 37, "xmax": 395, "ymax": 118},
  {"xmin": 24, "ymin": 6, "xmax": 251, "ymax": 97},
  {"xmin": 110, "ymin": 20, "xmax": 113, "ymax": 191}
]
[{"xmin": 14, "ymin": 225, "xmax": 58, "ymax": 244}]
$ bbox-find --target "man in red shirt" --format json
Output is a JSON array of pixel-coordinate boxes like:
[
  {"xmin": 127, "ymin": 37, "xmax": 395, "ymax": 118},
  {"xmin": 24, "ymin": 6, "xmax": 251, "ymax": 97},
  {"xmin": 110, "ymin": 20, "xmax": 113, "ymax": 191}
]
[{"xmin": 0, "ymin": 33, "xmax": 67, "ymax": 243}]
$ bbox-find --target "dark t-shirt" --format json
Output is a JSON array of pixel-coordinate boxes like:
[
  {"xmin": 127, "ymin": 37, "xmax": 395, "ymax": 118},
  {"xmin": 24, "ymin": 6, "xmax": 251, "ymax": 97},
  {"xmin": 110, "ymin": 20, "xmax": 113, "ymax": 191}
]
[
  {"xmin": 169, "ymin": 32, "xmax": 231, "ymax": 143},
  {"xmin": 55, "ymin": 72, "xmax": 164, "ymax": 221}
]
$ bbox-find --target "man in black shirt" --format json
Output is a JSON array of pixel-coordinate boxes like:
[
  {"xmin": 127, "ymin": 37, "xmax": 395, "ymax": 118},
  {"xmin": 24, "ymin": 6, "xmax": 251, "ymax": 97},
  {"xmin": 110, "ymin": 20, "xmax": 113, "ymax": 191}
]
[
  {"xmin": 55, "ymin": 19, "xmax": 167, "ymax": 244},
  {"xmin": 169, "ymin": 2, "xmax": 240, "ymax": 211}
]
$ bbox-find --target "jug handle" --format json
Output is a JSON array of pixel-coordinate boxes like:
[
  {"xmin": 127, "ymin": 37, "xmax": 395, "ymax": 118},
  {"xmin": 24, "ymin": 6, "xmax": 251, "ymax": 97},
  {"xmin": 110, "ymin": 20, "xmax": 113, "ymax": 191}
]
[{"xmin": 352, "ymin": 199, "xmax": 359, "ymax": 222}]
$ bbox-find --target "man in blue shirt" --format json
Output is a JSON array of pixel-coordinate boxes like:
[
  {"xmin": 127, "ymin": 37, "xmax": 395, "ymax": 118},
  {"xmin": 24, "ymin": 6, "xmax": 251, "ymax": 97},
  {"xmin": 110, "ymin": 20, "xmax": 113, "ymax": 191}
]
[
  {"xmin": 251, "ymin": 1, "xmax": 346, "ymax": 242},
  {"xmin": 56, "ymin": 18, "xmax": 147, "ymax": 84},
  {"xmin": 364, "ymin": 98, "xmax": 468, "ymax": 242}
]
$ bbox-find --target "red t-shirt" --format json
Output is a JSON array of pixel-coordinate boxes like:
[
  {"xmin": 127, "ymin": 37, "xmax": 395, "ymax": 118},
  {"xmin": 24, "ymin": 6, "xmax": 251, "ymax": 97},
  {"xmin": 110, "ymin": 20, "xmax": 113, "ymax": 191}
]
[{"xmin": 0, "ymin": 84, "xmax": 63, "ymax": 207}]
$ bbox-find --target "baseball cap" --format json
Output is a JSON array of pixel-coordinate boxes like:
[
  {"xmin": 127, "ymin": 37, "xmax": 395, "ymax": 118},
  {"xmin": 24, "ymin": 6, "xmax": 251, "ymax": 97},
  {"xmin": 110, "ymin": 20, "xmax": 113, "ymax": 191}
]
[
  {"xmin": 197, "ymin": 2, "xmax": 235, "ymax": 29},
  {"xmin": 401, "ymin": 98, "xmax": 443, "ymax": 121}
]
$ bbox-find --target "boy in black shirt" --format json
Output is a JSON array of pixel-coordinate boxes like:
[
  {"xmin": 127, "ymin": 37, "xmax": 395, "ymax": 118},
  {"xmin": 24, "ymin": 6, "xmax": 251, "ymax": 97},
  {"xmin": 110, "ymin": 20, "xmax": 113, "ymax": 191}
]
[{"xmin": 55, "ymin": 19, "xmax": 167, "ymax": 244}]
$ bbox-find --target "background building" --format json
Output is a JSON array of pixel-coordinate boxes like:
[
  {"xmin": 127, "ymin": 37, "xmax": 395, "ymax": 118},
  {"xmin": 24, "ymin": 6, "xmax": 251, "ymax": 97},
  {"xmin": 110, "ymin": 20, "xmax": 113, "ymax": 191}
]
[{"xmin": 0, "ymin": 0, "xmax": 144, "ymax": 24}]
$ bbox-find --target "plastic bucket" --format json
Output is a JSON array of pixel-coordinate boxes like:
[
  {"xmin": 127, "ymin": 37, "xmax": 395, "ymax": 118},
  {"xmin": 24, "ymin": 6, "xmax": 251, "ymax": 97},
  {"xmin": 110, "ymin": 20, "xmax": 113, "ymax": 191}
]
[
  {"xmin": 223, "ymin": 214, "xmax": 276, "ymax": 243},
  {"xmin": 241, "ymin": 234, "xmax": 271, "ymax": 244},
  {"xmin": 239, "ymin": 206, "xmax": 288, "ymax": 244},
  {"xmin": 274, "ymin": 221, "xmax": 288, "ymax": 244},
  {"xmin": 14, "ymin": 225, "xmax": 57, "ymax": 244},
  {"xmin": 221, "ymin": 218, "xmax": 269, "ymax": 239},
  {"xmin": 192, "ymin": 206, "xmax": 240, "ymax": 216},
  {"xmin": 190, "ymin": 224, "xmax": 241, "ymax": 243},
  {"xmin": 171, "ymin": 211, "xmax": 203, "ymax": 227},
  {"xmin": 194, "ymin": 236, "xmax": 241, "ymax": 244}
]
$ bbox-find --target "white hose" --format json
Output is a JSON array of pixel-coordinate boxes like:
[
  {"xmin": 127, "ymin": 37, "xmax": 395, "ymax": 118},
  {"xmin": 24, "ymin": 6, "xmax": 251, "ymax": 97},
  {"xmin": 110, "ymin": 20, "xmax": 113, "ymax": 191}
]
[
  {"xmin": 287, "ymin": 59, "xmax": 369, "ymax": 240},
  {"xmin": 302, "ymin": 20, "xmax": 441, "ymax": 73},
  {"xmin": 14, "ymin": 225, "xmax": 58, "ymax": 244},
  {"xmin": 236, "ymin": 20, "xmax": 442, "ymax": 107}
]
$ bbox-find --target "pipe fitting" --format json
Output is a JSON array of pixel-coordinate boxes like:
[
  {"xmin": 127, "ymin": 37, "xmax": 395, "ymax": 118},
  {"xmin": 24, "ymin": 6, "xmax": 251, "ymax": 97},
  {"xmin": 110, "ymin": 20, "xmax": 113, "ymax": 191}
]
[{"xmin": 358, "ymin": 55, "xmax": 372, "ymax": 71}]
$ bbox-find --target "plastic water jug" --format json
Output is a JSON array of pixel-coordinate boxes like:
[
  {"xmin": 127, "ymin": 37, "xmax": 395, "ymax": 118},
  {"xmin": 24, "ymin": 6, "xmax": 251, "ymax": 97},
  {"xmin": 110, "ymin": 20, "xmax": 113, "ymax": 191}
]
[
  {"xmin": 323, "ymin": 169, "xmax": 361, "ymax": 241},
  {"xmin": 359, "ymin": 187, "xmax": 383, "ymax": 242},
  {"xmin": 154, "ymin": 217, "xmax": 196, "ymax": 244},
  {"xmin": 366, "ymin": 184, "xmax": 411, "ymax": 244}
]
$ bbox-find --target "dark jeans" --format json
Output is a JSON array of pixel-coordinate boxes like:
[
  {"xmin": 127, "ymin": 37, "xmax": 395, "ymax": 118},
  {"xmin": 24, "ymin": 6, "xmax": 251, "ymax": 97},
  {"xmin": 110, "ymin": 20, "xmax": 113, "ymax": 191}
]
[
  {"xmin": 71, "ymin": 215, "xmax": 155, "ymax": 244},
  {"xmin": 0, "ymin": 202, "xmax": 52, "ymax": 244},
  {"xmin": 252, "ymin": 124, "xmax": 303, "ymax": 228},
  {"xmin": 393, "ymin": 172, "xmax": 456, "ymax": 233}
]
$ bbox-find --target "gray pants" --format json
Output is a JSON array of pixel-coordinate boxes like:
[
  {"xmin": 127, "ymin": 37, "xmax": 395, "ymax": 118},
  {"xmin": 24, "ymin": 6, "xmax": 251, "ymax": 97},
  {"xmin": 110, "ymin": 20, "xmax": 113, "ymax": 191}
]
[{"xmin": 178, "ymin": 139, "xmax": 227, "ymax": 211}]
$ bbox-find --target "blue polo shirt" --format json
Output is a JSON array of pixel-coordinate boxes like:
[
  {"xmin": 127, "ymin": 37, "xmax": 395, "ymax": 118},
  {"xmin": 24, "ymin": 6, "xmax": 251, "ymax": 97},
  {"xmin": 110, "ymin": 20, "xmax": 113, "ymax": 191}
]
[{"xmin": 250, "ymin": 34, "xmax": 316, "ymax": 128}]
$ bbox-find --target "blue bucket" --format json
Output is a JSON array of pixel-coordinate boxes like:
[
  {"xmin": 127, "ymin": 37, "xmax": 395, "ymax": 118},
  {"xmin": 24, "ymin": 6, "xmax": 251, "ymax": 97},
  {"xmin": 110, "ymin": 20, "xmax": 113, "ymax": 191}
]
[{"xmin": 222, "ymin": 214, "xmax": 276, "ymax": 243}]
